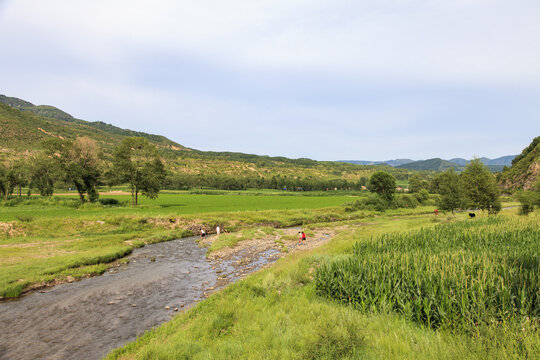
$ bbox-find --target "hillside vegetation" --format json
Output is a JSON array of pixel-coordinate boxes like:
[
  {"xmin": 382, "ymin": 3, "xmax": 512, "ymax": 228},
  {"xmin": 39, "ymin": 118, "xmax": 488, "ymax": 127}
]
[
  {"xmin": 0, "ymin": 96, "xmax": 184, "ymax": 153},
  {"xmin": 396, "ymin": 158, "xmax": 462, "ymax": 171},
  {"xmin": 0, "ymin": 97, "xmax": 411, "ymax": 187},
  {"xmin": 499, "ymin": 136, "xmax": 540, "ymax": 191}
]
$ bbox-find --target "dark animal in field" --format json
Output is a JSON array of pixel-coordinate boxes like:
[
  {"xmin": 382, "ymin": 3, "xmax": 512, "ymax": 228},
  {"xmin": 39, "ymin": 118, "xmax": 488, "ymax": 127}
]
[{"xmin": 469, "ymin": 212, "xmax": 476, "ymax": 218}]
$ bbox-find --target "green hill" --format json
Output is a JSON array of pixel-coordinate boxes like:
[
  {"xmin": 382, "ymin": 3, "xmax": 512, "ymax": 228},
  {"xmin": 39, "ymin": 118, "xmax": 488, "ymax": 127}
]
[
  {"xmin": 0, "ymin": 95, "xmax": 185, "ymax": 153},
  {"xmin": 499, "ymin": 136, "xmax": 540, "ymax": 191},
  {"xmin": 396, "ymin": 158, "xmax": 463, "ymax": 171},
  {"xmin": 0, "ymin": 96, "xmax": 413, "ymax": 187}
]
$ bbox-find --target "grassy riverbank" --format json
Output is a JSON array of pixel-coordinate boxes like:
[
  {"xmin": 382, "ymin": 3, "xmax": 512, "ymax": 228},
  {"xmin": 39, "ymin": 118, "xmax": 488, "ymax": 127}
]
[
  {"xmin": 1, "ymin": 191, "xmax": 435, "ymax": 298},
  {"xmin": 107, "ymin": 210, "xmax": 539, "ymax": 359}
]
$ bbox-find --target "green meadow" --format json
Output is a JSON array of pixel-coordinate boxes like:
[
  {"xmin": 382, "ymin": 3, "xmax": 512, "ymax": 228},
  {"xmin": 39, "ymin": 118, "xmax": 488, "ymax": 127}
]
[
  {"xmin": 0, "ymin": 191, "xmax": 359, "ymax": 221},
  {"xmin": 108, "ymin": 210, "xmax": 539, "ymax": 360},
  {"xmin": 1, "ymin": 190, "xmax": 386, "ymax": 298},
  {"xmin": 1, "ymin": 190, "xmax": 537, "ymax": 359}
]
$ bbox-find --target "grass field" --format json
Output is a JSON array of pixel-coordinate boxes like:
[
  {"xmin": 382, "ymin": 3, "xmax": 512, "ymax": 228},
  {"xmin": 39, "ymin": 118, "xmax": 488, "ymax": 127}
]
[
  {"xmin": 107, "ymin": 210, "xmax": 539, "ymax": 359},
  {"xmin": 0, "ymin": 192, "xmax": 360, "ymax": 221},
  {"xmin": 1, "ymin": 191, "xmax": 387, "ymax": 298},
  {"xmin": 2, "ymin": 190, "xmax": 537, "ymax": 359}
]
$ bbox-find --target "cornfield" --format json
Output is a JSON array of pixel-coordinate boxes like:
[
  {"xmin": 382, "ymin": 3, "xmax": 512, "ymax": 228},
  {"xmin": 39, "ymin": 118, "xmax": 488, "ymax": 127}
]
[{"xmin": 315, "ymin": 216, "xmax": 540, "ymax": 331}]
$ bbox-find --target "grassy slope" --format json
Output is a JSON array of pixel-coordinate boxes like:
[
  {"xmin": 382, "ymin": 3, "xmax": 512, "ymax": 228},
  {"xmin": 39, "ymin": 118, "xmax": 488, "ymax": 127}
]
[
  {"xmin": 108, "ymin": 210, "xmax": 539, "ymax": 360},
  {"xmin": 0, "ymin": 96, "xmax": 184, "ymax": 151},
  {"xmin": 499, "ymin": 136, "xmax": 540, "ymax": 191},
  {"xmin": 0, "ymin": 97, "xmax": 411, "ymax": 182}
]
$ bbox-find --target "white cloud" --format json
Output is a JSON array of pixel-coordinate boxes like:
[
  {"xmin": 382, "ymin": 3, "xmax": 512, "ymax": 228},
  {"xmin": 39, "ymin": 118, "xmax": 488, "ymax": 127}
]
[
  {"xmin": 0, "ymin": 0, "xmax": 539, "ymax": 160},
  {"xmin": 2, "ymin": 0, "xmax": 539, "ymax": 83}
]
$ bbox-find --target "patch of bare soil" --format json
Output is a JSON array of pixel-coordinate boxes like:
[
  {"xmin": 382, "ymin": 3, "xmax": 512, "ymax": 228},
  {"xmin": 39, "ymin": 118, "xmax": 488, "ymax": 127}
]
[{"xmin": 0, "ymin": 221, "xmax": 24, "ymax": 237}]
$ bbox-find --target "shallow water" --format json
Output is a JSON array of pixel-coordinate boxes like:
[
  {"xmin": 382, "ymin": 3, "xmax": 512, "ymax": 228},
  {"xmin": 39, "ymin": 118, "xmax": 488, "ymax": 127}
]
[
  {"xmin": 0, "ymin": 229, "xmax": 311, "ymax": 360},
  {"xmin": 0, "ymin": 236, "xmax": 218, "ymax": 360}
]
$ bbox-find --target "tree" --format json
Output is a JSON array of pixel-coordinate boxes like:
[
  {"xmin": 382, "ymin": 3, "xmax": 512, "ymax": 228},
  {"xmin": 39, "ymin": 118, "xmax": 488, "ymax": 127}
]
[
  {"xmin": 0, "ymin": 163, "xmax": 7, "ymax": 199},
  {"xmin": 433, "ymin": 168, "xmax": 464, "ymax": 213},
  {"xmin": 369, "ymin": 171, "xmax": 396, "ymax": 203},
  {"xmin": 112, "ymin": 137, "xmax": 166, "ymax": 205},
  {"xmin": 44, "ymin": 137, "xmax": 102, "ymax": 203},
  {"xmin": 408, "ymin": 174, "xmax": 428, "ymax": 193},
  {"xmin": 28, "ymin": 154, "xmax": 57, "ymax": 197},
  {"xmin": 6, "ymin": 159, "xmax": 30, "ymax": 197},
  {"xmin": 460, "ymin": 158, "xmax": 501, "ymax": 213}
]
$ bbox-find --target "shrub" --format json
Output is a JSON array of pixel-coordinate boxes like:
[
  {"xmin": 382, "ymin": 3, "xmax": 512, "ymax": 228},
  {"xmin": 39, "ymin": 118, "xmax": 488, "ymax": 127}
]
[
  {"xmin": 98, "ymin": 198, "xmax": 120, "ymax": 206},
  {"xmin": 517, "ymin": 191, "xmax": 537, "ymax": 216},
  {"xmin": 395, "ymin": 194, "xmax": 419, "ymax": 209},
  {"xmin": 15, "ymin": 215, "xmax": 34, "ymax": 222}
]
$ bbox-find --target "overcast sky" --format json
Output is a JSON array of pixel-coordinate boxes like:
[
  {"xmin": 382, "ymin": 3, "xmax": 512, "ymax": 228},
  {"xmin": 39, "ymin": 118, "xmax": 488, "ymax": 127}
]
[{"xmin": 1, "ymin": 0, "xmax": 539, "ymax": 161}]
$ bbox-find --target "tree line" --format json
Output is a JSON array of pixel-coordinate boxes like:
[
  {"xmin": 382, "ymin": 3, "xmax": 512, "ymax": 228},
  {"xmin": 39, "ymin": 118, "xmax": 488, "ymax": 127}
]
[
  {"xmin": 164, "ymin": 173, "xmax": 369, "ymax": 191},
  {"xmin": 0, "ymin": 136, "xmax": 165, "ymax": 205},
  {"xmin": 363, "ymin": 159, "xmax": 502, "ymax": 213}
]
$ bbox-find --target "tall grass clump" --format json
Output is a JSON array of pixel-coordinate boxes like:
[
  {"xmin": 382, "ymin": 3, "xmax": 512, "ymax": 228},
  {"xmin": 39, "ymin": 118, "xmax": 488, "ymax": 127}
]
[{"xmin": 315, "ymin": 216, "xmax": 540, "ymax": 332}]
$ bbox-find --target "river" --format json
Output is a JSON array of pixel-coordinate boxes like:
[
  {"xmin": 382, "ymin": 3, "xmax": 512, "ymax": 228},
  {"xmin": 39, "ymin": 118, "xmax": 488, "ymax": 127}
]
[{"xmin": 0, "ymin": 235, "xmax": 282, "ymax": 360}]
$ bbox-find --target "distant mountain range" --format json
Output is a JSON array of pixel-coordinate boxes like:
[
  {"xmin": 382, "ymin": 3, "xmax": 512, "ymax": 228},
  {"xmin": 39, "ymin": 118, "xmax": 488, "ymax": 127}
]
[{"xmin": 338, "ymin": 156, "xmax": 516, "ymax": 172}]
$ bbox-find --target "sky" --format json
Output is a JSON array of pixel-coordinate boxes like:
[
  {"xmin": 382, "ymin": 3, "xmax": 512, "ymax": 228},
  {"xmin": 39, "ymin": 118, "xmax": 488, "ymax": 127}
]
[{"xmin": 1, "ymin": 0, "xmax": 539, "ymax": 161}]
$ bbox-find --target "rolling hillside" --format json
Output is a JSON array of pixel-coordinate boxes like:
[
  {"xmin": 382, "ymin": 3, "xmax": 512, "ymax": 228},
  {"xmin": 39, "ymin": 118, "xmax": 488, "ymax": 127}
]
[
  {"xmin": 0, "ymin": 96, "xmax": 411, "ymax": 184},
  {"xmin": 0, "ymin": 95, "xmax": 185, "ymax": 153},
  {"xmin": 395, "ymin": 158, "xmax": 462, "ymax": 171},
  {"xmin": 499, "ymin": 136, "xmax": 540, "ymax": 191}
]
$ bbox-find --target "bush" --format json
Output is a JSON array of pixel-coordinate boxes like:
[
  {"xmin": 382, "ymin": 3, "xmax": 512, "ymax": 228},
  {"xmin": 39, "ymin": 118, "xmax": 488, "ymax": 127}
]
[
  {"xmin": 395, "ymin": 194, "xmax": 419, "ymax": 209},
  {"xmin": 344, "ymin": 195, "xmax": 389, "ymax": 212},
  {"xmin": 517, "ymin": 191, "xmax": 537, "ymax": 215},
  {"xmin": 15, "ymin": 215, "xmax": 34, "ymax": 222},
  {"xmin": 98, "ymin": 198, "xmax": 120, "ymax": 206},
  {"xmin": 413, "ymin": 189, "xmax": 430, "ymax": 203}
]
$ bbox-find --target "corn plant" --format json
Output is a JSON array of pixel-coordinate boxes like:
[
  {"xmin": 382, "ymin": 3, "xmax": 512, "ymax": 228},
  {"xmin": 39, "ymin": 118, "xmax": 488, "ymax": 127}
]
[{"xmin": 315, "ymin": 216, "xmax": 540, "ymax": 332}]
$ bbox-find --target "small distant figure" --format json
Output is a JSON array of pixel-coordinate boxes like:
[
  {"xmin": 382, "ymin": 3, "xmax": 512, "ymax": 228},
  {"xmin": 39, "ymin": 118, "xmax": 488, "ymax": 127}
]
[
  {"xmin": 469, "ymin": 212, "xmax": 476, "ymax": 218},
  {"xmin": 298, "ymin": 232, "xmax": 302, "ymax": 245},
  {"xmin": 200, "ymin": 229, "xmax": 206, "ymax": 239},
  {"xmin": 301, "ymin": 231, "xmax": 307, "ymax": 245},
  {"xmin": 216, "ymin": 226, "xmax": 221, "ymax": 236},
  {"xmin": 434, "ymin": 209, "xmax": 439, "ymax": 215}
]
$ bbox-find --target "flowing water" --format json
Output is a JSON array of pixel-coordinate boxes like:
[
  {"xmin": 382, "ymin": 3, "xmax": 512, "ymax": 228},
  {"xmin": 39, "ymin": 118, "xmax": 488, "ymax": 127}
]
[{"xmin": 0, "ymin": 235, "xmax": 282, "ymax": 360}]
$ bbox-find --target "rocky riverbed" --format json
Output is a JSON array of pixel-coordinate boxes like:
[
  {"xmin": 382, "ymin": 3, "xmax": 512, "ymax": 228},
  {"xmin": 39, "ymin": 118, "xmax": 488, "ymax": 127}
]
[{"xmin": 0, "ymin": 228, "xmax": 333, "ymax": 360}]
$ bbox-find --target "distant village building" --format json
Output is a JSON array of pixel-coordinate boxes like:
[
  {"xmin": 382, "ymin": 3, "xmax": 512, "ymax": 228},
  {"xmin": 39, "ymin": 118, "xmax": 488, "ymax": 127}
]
[{"xmin": 361, "ymin": 186, "xmax": 367, "ymax": 190}]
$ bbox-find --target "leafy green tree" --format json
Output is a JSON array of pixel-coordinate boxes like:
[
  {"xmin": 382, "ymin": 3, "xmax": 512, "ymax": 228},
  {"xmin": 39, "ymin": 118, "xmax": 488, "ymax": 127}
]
[
  {"xmin": 369, "ymin": 171, "xmax": 396, "ymax": 203},
  {"xmin": 112, "ymin": 137, "xmax": 166, "ymax": 205},
  {"xmin": 409, "ymin": 174, "xmax": 422, "ymax": 192},
  {"xmin": 28, "ymin": 154, "xmax": 57, "ymax": 197},
  {"xmin": 433, "ymin": 168, "xmax": 464, "ymax": 213},
  {"xmin": 0, "ymin": 163, "xmax": 7, "ymax": 199},
  {"xmin": 6, "ymin": 159, "xmax": 30, "ymax": 197},
  {"xmin": 460, "ymin": 158, "xmax": 501, "ymax": 213},
  {"xmin": 44, "ymin": 137, "xmax": 102, "ymax": 203}
]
